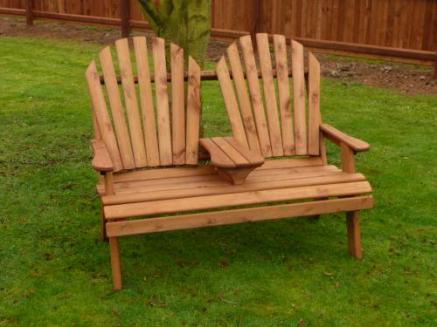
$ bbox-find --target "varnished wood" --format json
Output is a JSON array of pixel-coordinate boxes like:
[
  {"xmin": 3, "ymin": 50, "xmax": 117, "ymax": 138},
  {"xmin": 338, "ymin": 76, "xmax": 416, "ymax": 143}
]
[
  {"xmin": 133, "ymin": 36, "xmax": 160, "ymax": 167},
  {"xmin": 346, "ymin": 211, "xmax": 362, "ymax": 259},
  {"xmin": 99, "ymin": 47, "xmax": 135, "ymax": 170},
  {"xmin": 106, "ymin": 196, "xmax": 374, "ymax": 237},
  {"xmin": 226, "ymin": 42, "xmax": 260, "ymax": 153},
  {"xmin": 216, "ymin": 58, "xmax": 248, "ymax": 147},
  {"xmin": 341, "ymin": 142, "xmax": 356, "ymax": 173},
  {"xmin": 321, "ymin": 123, "xmax": 370, "ymax": 152},
  {"xmin": 152, "ymin": 37, "xmax": 172, "ymax": 166},
  {"xmin": 257, "ymin": 33, "xmax": 283, "ymax": 156},
  {"xmin": 91, "ymin": 139, "xmax": 113, "ymax": 172},
  {"xmin": 200, "ymin": 136, "xmax": 264, "ymax": 184},
  {"xmin": 102, "ymin": 170, "xmax": 364, "ymax": 205},
  {"xmin": 115, "ymin": 38, "xmax": 148, "ymax": 167},
  {"xmin": 291, "ymin": 40, "xmax": 307, "ymax": 155},
  {"xmin": 171, "ymin": 43, "xmax": 186, "ymax": 165},
  {"xmin": 273, "ymin": 34, "xmax": 294, "ymax": 155},
  {"xmin": 216, "ymin": 166, "xmax": 263, "ymax": 185},
  {"xmin": 104, "ymin": 181, "xmax": 371, "ymax": 219},
  {"xmin": 109, "ymin": 237, "xmax": 122, "ymax": 290},
  {"xmin": 104, "ymin": 172, "xmax": 115, "ymax": 195},
  {"xmin": 86, "ymin": 62, "xmax": 123, "ymax": 171},
  {"xmin": 185, "ymin": 57, "xmax": 201, "ymax": 165},
  {"xmin": 308, "ymin": 52, "xmax": 321, "ymax": 155},
  {"xmin": 239, "ymin": 35, "xmax": 272, "ymax": 157}
]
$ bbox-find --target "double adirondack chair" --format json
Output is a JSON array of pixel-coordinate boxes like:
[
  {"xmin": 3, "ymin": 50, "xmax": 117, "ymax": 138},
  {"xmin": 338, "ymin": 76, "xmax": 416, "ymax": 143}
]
[{"xmin": 86, "ymin": 34, "xmax": 373, "ymax": 290}]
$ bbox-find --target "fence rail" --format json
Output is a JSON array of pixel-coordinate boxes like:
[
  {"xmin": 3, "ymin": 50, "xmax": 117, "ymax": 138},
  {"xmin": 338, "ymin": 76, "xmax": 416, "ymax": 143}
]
[{"xmin": 1, "ymin": 0, "xmax": 436, "ymax": 76}]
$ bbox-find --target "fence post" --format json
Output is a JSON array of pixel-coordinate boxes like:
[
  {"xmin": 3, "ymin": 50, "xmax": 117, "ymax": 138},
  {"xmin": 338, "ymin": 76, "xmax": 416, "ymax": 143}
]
[
  {"xmin": 251, "ymin": 0, "xmax": 261, "ymax": 48},
  {"xmin": 25, "ymin": 0, "xmax": 33, "ymax": 26},
  {"xmin": 121, "ymin": 0, "xmax": 131, "ymax": 37}
]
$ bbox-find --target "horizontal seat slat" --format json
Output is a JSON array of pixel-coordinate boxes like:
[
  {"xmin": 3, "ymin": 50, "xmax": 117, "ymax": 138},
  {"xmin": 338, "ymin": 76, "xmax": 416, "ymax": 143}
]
[
  {"xmin": 97, "ymin": 163, "xmax": 336, "ymax": 195},
  {"xmin": 103, "ymin": 172, "xmax": 366, "ymax": 205},
  {"xmin": 106, "ymin": 196, "xmax": 374, "ymax": 237},
  {"xmin": 111, "ymin": 157, "xmax": 323, "ymax": 182},
  {"xmin": 111, "ymin": 166, "xmax": 341, "ymax": 193},
  {"xmin": 104, "ymin": 181, "xmax": 372, "ymax": 219}
]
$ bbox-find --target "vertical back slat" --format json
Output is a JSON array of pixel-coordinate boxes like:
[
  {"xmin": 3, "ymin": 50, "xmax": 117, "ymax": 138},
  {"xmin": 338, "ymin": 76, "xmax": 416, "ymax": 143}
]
[
  {"xmin": 152, "ymin": 37, "xmax": 173, "ymax": 166},
  {"xmin": 308, "ymin": 52, "xmax": 321, "ymax": 155},
  {"xmin": 226, "ymin": 43, "xmax": 261, "ymax": 153},
  {"xmin": 239, "ymin": 35, "xmax": 272, "ymax": 157},
  {"xmin": 115, "ymin": 38, "xmax": 148, "ymax": 167},
  {"xmin": 133, "ymin": 36, "xmax": 160, "ymax": 166},
  {"xmin": 291, "ymin": 40, "xmax": 307, "ymax": 155},
  {"xmin": 170, "ymin": 43, "xmax": 186, "ymax": 165},
  {"xmin": 99, "ymin": 47, "xmax": 135, "ymax": 169},
  {"xmin": 86, "ymin": 62, "xmax": 123, "ymax": 171},
  {"xmin": 216, "ymin": 57, "xmax": 249, "ymax": 148},
  {"xmin": 256, "ymin": 33, "xmax": 283, "ymax": 156},
  {"xmin": 185, "ymin": 57, "xmax": 201, "ymax": 165},
  {"xmin": 273, "ymin": 34, "xmax": 294, "ymax": 155}
]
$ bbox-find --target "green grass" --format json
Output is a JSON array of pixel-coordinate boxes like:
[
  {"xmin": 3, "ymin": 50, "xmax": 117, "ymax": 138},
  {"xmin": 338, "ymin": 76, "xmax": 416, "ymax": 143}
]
[{"xmin": 0, "ymin": 36, "xmax": 436, "ymax": 326}]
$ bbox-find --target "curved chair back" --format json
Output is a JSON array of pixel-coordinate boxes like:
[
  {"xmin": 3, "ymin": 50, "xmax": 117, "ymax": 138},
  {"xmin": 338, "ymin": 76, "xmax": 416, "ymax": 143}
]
[
  {"xmin": 86, "ymin": 36, "xmax": 201, "ymax": 172},
  {"xmin": 216, "ymin": 33, "xmax": 321, "ymax": 158}
]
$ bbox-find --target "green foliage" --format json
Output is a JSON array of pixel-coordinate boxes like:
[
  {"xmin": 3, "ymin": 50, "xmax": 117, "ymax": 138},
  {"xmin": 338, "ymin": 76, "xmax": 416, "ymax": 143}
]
[
  {"xmin": 138, "ymin": 0, "xmax": 211, "ymax": 67},
  {"xmin": 1, "ymin": 37, "xmax": 436, "ymax": 326}
]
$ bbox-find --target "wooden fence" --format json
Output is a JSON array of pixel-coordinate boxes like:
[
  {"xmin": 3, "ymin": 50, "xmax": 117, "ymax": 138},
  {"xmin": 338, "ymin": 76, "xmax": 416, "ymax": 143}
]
[{"xmin": 1, "ymin": 0, "xmax": 436, "ymax": 75}]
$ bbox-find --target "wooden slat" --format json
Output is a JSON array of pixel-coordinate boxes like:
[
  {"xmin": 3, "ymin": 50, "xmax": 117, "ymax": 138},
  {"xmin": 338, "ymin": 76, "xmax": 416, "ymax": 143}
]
[
  {"xmin": 103, "ymin": 172, "xmax": 365, "ymax": 205},
  {"xmin": 86, "ymin": 62, "xmax": 123, "ymax": 171},
  {"xmin": 133, "ymin": 36, "xmax": 160, "ymax": 166},
  {"xmin": 226, "ymin": 42, "xmax": 260, "ymax": 153},
  {"xmin": 110, "ymin": 167, "xmax": 342, "ymax": 196},
  {"xmin": 104, "ymin": 181, "xmax": 372, "ymax": 219},
  {"xmin": 170, "ymin": 43, "xmax": 186, "ymax": 165},
  {"xmin": 239, "ymin": 35, "xmax": 272, "ymax": 157},
  {"xmin": 106, "ymin": 196, "xmax": 374, "ymax": 237},
  {"xmin": 115, "ymin": 38, "xmax": 148, "ymax": 167},
  {"xmin": 308, "ymin": 52, "xmax": 321, "ymax": 155},
  {"xmin": 97, "ymin": 161, "xmax": 331, "ymax": 194},
  {"xmin": 211, "ymin": 137, "xmax": 249, "ymax": 165},
  {"xmin": 152, "ymin": 37, "xmax": 172, "ymax": 166},
  {"xmin": 256, "ymin": 33, "xmax": 283, "ymax": 156},
  {"xmin": 216, "ymin": 57, "xmax": 248, "ymax": 147},
  {"xmin": 199, "ymin": 138, "xmax": 235, "ymax": 168},
  {"xmin": 291, "ymin": 40, "xmax": 307, "ymax": 155},
  {"xmin": 99, "ymin": 47, "xmax": 135, "ymax": 169},
  {"xmin": 224, "ymin": 137, "xmax": 264, "ymax": 164},
  {"xmin": 110, "ymin": 157, "xmax": 324, "ymax": 183},
  {"xmin": 273, "ymin": 34, "xmax": 294, "ymax": 155},
  {"xmin": 185, "ymin": 56, "xmax": 201, "ymax": 165},
  {"xmin": 111, "ymin": 166, "xmax": 340, "ymax": 194}
]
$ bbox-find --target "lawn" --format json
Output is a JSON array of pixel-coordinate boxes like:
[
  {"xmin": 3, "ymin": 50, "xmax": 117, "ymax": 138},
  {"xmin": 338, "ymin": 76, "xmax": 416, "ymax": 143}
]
[{"xmin": 0, "ymin": 36, "xmax": 436, "ymax": 326}]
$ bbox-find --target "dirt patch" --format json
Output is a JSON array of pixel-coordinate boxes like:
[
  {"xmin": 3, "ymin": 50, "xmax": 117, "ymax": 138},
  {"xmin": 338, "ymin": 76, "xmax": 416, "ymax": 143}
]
[{"xmin": 1, "ymin": 15, "xmax": 436, "ymax": 96}]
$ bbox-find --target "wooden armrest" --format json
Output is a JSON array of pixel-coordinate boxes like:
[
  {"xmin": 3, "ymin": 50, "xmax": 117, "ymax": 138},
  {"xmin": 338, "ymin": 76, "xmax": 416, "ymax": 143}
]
[
  {"xmin": 200, "ymin": 137, "xmax": 264, "ymax": 184},
  {"xmin": 320, "ymin": 123, "xmax": 370, "ymax": 153},
  {"xmin": 91, "ymin": 139, "xmax": 114, "ymax": 172}
]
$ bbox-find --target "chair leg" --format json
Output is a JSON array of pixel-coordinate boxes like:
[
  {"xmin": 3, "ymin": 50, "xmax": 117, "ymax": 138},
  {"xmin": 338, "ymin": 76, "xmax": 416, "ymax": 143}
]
[
  {"xmin": 109, "ymin": 237, "xmax": 122, "ymax": 290},
  {"xmin": 100, "ymin": 207, "xmax": 108, "ymax": 242},
  {"xmin": 346, "ymin": 211, "xmax": 362, "ymax": 259}
]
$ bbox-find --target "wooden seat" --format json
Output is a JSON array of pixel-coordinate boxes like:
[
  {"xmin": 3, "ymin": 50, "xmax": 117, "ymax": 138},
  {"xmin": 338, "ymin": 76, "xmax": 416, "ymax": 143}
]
[{"xmin": 97, "ymin": 158, "xmax": 371, "ymax": 219}]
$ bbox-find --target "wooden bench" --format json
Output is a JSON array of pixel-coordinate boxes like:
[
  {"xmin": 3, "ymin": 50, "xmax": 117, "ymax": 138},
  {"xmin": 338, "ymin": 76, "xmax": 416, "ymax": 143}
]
[{"xmin": 86, "ymin": 35, "xmax": 373, "ymax": 290}]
